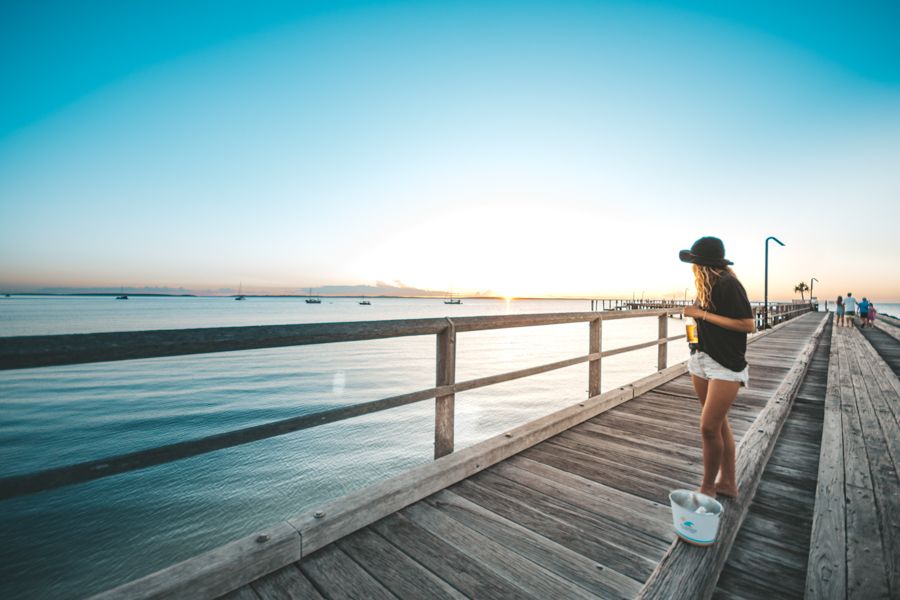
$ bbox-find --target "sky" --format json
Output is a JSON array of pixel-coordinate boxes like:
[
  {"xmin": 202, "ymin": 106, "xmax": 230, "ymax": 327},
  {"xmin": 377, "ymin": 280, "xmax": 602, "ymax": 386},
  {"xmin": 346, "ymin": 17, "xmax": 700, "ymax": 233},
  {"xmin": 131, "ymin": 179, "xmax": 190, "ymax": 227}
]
[{"xmin": 1, "ymin": 0, "xmax": 898, "ymax": 300}]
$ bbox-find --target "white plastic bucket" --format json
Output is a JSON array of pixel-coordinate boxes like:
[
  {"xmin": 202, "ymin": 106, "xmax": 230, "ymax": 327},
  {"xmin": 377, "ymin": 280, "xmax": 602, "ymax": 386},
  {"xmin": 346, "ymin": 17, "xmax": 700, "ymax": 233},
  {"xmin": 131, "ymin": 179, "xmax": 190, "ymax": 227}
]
[{"xmin": 669, "ymin": 489, "xmax": 724, "ymax": 546}]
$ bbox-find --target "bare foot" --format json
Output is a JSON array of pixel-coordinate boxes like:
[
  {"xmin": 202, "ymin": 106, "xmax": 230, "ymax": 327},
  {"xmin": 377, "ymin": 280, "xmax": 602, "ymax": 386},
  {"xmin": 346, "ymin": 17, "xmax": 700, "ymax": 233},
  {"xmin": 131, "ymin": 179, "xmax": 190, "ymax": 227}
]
[
  {"xmin": 698, "ymin": 485, "xmax": 717, "ymax": 498},
  {"xmin": 715, "ymin": 480, "xmax": 739, "ymax": 498}
]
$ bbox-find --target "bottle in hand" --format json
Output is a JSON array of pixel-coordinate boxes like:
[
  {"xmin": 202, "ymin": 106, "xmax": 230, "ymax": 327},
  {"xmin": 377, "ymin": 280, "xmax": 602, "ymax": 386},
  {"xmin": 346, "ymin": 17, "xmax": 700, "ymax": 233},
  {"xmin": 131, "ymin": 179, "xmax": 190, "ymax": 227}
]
[{"xmin": 686, "ymin": 316, "xmax": 699, "ymax": 348}]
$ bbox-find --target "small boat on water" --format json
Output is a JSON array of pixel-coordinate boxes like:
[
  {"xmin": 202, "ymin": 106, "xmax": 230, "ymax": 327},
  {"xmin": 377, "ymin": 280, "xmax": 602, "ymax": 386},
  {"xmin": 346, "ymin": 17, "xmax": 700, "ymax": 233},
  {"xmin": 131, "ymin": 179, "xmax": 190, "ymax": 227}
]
[
  {"xmin": 444, "ymin": 289, "xmax": 462, "ymax": 305},
  {"xmin": 359, "ymin": 296, "xmax": 371, "ymax": 305},
  {"xmin": 234, "ymin": 282, "xmax": 245, "ymax": 301},
  {"xmin": 116, "ymin": 286, "xmax": 128, "ymax": 300},
  {"xmin": 305, "ymin": 288, "xmax": 321, "ymax": 304}
]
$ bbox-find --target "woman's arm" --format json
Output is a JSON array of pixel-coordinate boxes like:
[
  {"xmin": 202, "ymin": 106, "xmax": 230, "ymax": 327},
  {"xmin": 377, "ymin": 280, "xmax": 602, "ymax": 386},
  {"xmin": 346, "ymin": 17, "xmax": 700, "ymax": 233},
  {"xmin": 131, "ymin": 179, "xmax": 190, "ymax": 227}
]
[{"xmin": 684, "ymin": 305, "xmax": 756, "ymax": 333}]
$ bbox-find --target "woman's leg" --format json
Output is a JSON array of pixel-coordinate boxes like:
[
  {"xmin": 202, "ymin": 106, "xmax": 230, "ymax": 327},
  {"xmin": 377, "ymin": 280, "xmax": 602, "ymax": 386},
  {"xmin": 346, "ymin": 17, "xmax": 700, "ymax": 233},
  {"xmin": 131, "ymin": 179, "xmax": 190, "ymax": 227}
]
[
  {"xmin": 692, "ymin": 374, "xmax": 737, "ymax": 494},
  {"xmin": 716, "ymin": 418, "xmax": 738, "ymax": 497},
  {"xmin": 699, "ymin": 379, "xmax": 741, "ymax": 497},
  {"xmin": 691, "ymin": 374, "xmax": 709, "ymax": 406}
]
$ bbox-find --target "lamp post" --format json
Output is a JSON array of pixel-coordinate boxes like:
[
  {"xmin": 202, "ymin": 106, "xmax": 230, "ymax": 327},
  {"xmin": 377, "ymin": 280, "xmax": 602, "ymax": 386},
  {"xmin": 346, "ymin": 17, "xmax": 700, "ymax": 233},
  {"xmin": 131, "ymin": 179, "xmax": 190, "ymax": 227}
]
[
  {"xmin": 764, "ymin": 236, "xmax": 785, "ymax": 329},
  {"xmin": 810, "ymin": 277, "xmax": 818, "ymax": 310}
]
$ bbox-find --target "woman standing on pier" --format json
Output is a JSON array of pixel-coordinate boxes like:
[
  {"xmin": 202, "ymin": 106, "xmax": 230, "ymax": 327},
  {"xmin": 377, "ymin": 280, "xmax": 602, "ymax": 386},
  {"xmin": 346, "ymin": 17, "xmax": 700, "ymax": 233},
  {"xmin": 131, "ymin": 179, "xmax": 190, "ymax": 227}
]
[{"xmin": 680, "ymin": 237, "xmax": 756, "ymax": 498}]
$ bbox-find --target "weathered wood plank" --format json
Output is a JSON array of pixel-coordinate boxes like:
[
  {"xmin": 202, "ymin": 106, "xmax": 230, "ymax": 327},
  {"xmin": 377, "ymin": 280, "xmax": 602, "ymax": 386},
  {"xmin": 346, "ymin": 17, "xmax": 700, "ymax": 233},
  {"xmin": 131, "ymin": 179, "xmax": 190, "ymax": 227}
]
[
  {"xmin": 638, "ymin": 312, "xmax": 827, "ymax": 600},
  {"xmin": 468, "ymin": 469, "xmax": 665, "ymax": 569},
  {"xmin": 218, "ymin": 586, "xmax": 261, "ymax": 600},
  {"xmin": 371, "ymin": 512, "xmax": 531, "ymax": 599},
  {"xmin": 336, "ymin": 527, "xmax": 465, "ymax": 600},
  {"xmin": 845, "ymin": 328, "xmax": 898, "ymax": 597},
  {"xmin": 298, "ymin": 545, "xmax": 395, "ymax": 600},
  {"xmin": 250, "ymin": 564, "xmax": 322, "ymax": 600},
  {"xmin": 805, "ymin": 317, "xmax": 847, "ymax": 599},
  {"xmin": 491, "ymin": 458, "xmax": 673, "ymax": 542},
  {"xmin": 836, "ymin": 328, "xmax": 890, "ymax": 599},
  {"xmin": 522, "ymin": 442, "xmax": 687, "ymax": 504},
  {"xmin": 451, "ymin": 476, "xmax": 655, "ymax": 582},
  {"xmin": 401, "ymin": 501, "xmax": 596, "ymax": 600},
  {"xmin": 426, "ymin": 489, "xmax": 641, "ymax": 599}
]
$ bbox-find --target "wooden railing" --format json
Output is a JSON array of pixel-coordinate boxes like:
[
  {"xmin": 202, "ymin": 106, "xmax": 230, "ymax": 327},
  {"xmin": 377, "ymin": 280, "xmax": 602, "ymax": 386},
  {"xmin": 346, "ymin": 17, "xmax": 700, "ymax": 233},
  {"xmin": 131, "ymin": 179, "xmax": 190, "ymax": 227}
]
[
  {"xmin": 0, "ymin": 303, "xmax": 815, "ymax": 502},
  {"xmin": 755, "ymin": 303, "xmax": 817, "ymax": 330},
  {"xmin": 1, "ymin": 309, "xmax": 683, "ymax": 501}
]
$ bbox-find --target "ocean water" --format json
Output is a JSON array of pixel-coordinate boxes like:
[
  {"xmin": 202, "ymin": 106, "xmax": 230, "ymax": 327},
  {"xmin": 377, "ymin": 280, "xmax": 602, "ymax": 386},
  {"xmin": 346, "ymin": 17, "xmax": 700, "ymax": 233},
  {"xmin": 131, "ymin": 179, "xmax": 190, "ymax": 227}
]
[{"xmin": 0, "ymin": 296, "xmax": 892, "ymax": 599}]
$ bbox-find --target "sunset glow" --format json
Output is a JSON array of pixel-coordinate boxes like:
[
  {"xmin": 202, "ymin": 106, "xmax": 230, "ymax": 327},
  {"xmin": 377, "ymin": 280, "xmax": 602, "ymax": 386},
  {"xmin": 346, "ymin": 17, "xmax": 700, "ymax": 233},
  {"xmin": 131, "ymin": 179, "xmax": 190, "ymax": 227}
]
[{"xmin": 1, "ymin": 1, "xmax": 898, "ymax": 301}]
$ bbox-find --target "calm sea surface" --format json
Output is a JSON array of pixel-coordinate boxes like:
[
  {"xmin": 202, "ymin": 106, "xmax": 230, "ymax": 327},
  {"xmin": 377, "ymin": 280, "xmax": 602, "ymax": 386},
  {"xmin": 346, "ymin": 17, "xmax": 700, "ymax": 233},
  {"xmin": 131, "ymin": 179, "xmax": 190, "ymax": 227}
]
[{"xmin": 0, "ymin": 296, "xmax": 896, "ymax": 599}]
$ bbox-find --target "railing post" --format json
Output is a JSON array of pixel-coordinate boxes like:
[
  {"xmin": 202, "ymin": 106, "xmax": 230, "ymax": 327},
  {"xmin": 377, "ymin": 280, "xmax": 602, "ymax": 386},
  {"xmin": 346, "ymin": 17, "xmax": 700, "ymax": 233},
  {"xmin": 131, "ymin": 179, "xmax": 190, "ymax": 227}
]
[
  {"xmin": 434, "ymin": 320, "xmax": 456, "ymax": 459},
  {"xmin": 657, "ymin": 313, "xmax": 667, "ymax": 371},
  {"xmin": 589, "ymin": 317, "xmax": 601, "ymax": 397}
]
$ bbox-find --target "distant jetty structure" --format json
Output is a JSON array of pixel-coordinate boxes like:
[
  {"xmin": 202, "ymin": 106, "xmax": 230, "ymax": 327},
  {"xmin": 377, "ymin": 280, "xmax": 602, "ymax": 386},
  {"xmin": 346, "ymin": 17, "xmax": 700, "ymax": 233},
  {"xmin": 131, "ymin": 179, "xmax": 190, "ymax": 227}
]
[{"xmin": 0, "ymin": 301, "xmax": 896, "ymax": 599}]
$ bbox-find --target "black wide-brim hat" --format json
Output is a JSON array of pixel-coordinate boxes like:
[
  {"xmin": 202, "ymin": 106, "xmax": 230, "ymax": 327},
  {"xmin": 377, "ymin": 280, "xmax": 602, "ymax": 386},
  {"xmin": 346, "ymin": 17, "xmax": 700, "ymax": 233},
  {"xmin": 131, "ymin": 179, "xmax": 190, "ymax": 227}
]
[{"xmin": 679, "ymin": 236, "xmax": 734, "ymax": 267}]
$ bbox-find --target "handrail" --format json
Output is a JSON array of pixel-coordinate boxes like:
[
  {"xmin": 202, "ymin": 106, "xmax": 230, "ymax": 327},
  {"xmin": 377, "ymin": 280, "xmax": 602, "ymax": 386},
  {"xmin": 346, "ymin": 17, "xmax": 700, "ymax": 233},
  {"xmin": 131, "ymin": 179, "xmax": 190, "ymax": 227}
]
[
  {"xmin": 1, "ymin": 309, "xmax": 672, "ymax": 371},
  {"xmin": 0, "ymin": 304, "xmax": 812, "ymax": 501}
]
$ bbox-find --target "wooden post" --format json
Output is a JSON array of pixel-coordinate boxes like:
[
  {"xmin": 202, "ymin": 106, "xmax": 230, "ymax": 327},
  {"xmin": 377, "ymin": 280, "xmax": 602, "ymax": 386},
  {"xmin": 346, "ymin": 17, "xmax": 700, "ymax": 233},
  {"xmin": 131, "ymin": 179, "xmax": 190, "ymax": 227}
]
[
  {"xmin": 657, "ymin": 313, "xmax": 667, "ymax": 371},
  {"xmin": 589, "ymin": 317, "xmax": 601, "ymax": 397},
  {"xmin": 434, "ymin": 320, "xmax": 456, "ymax": 458}
]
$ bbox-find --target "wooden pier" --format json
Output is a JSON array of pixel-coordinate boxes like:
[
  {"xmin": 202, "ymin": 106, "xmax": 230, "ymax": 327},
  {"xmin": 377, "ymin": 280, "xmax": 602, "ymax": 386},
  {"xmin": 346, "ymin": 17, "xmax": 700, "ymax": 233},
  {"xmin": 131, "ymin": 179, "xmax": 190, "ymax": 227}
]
[{"xmin": 1, "ymin": 307, "xmax": 896, "ymax": 599}]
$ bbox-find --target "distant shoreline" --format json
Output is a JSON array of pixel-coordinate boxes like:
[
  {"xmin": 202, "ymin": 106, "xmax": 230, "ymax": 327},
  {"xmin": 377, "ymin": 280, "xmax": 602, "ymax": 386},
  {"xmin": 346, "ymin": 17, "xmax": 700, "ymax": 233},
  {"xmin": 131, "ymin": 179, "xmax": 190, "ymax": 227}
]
[{"xmin": 6, "ymin": 293, "xmax": 895, "ymax": 304}]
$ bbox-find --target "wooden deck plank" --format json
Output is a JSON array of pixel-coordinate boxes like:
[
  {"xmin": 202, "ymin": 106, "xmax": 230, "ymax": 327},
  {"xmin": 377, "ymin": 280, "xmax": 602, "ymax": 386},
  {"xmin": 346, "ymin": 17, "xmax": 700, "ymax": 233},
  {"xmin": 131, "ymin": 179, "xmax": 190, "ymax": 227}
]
[
  {"xmin": 450, "ymin": 476, "xmax": 655, "ymax": 582},
  {"xmin": 571, "ymin": 420, "xmax": 701, "ymax": 463},
  {"xmin": 426, "ymin": 489, "xmax": 641, "ymax": 599},
  {"xmin": 846, "ymin": 327, "xmax": 900, "ymax": 597},
  {"xmin": 836, "ymin": 327, "xmax": 891, "ymax": 599},
  {"xmin": 805, "ymin": 317, "xmax": 847, "ymax": 600},
  {"xmin": 298, "ymin": 545, "xmax": 396, "ymax": 600},
  {"xmin": 336, "ymin": 527, "xmax": 466, "ymax": 600},
  {"xmin": 371, "ymin": 512, "xmax": 530, "ymax": 599},
  {"xmin": 468, "ymin": 469, "xmax": 666, "ymax": 564},
  {"xmin": 522, "ymin": 442, "xmax": 685, "ymax": 504},
  {"xmin": 219, "ymin": 586, "xmax": 261, "ymax": 600},
  {"xmin": 250, "ymin": 564, "xmax": 322, "ymax": 600},
  {"xmin": 490, "ymin": 458, "xmax": 673, "ymax": 543},
  {"xmin": 401, "ymin": 501, "xmax": 597, "ymax": 600}
]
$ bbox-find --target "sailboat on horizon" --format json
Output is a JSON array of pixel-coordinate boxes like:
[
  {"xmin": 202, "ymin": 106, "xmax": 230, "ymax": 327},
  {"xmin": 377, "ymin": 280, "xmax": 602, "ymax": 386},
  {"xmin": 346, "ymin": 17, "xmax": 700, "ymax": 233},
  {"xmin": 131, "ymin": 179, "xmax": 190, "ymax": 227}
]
[
  {"xmin": 305, "ymin": 288, "xmax": 321, "ymax": 304},
  {"xmin": 116, "ymin": 286, "xmax": 128, "ymax": 300},
  {"xmin": 234, "ymin": 282, "xmax": 245, "ymax": 301},
  {"xmin": 444, "ymin": 286, "xmax": 462, "ymax": 305},
  {"xmin": 359, "ymin": 295, "xmax": 371, "ymax": 305}
]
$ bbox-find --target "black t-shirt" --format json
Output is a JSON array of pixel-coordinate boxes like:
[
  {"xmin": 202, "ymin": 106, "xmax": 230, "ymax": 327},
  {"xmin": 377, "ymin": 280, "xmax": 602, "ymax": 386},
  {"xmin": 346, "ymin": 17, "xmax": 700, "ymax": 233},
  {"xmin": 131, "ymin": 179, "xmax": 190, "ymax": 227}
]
[{"xmin": 697, "ymin": 272, "xmax": 753, "ymax": 371}]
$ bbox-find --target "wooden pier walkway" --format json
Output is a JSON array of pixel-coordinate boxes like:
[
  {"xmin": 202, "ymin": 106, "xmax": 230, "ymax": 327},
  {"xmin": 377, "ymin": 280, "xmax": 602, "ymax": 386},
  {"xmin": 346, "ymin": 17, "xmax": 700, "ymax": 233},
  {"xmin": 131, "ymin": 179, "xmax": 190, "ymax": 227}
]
[
  {"xmin": 211, "ymin": 312, "xmax": 894, "ymax": 600},
  {"xmin": 204, "ymin": 313, "xmax": 836, "ymax": 600},
  {"xmin": 5, "ymin": 306, "xmax": 897, "ymax": 599}
]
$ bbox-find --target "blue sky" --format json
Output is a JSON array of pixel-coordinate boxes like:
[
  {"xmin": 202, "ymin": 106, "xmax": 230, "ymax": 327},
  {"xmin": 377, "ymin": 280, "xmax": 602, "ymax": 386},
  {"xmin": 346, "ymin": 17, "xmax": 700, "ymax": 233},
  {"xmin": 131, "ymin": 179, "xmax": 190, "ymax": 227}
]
[{"xmin": 1, "ymin": 1, "xmax": 898, "ymax": 299}]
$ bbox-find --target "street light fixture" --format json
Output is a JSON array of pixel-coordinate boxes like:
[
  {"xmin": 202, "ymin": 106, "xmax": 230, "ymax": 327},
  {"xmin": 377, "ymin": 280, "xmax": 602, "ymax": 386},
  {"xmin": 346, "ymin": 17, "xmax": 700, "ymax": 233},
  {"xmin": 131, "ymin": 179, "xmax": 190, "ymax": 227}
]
[
  {"xmin": 810, "ymin": 277, "xmax": 819, "ymax": 309},
  {"xmin": 764, "ymin": 236, "xmax": 785, "ymax": 329}
]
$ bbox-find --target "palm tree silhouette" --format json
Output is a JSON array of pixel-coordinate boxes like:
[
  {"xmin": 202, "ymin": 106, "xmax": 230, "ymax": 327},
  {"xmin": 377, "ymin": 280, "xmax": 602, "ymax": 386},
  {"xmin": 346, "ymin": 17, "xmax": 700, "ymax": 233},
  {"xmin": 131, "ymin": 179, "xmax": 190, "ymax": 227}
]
[{"xmin": 794, "ymin": 282, "xmax": 809, "ymax": 301}]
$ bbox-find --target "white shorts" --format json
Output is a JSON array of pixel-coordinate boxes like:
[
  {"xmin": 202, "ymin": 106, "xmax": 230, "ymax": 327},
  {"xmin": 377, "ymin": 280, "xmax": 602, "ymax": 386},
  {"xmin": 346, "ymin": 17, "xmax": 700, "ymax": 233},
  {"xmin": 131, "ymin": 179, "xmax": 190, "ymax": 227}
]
[{"xmin": 688, "ymin": 351, "xmax": 749, "ymax": 387}]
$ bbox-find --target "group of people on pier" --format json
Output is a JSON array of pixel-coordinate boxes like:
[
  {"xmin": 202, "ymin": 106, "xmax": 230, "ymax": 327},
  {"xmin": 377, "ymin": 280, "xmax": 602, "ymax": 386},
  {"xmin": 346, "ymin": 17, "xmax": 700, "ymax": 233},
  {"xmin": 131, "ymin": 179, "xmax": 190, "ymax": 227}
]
[{"xmin": 834, "ymin": 293, "xmax": 877, "ymax": 328}]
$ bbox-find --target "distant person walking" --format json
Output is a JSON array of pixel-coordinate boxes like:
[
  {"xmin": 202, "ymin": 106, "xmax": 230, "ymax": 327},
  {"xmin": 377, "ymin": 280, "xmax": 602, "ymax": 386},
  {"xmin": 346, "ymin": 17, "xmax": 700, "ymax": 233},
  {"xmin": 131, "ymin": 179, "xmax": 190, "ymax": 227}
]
[
  {"xmin": 679, "ymin": 236, "xmax": 755, "ymax": 499},
  {"xmin": 835, "ymin": 295, "xmax": 845, "ymax": 326},
  {"xmin": 844, "ymin": 293, "xmax": 857, "ymax": 327},
  {"xmin": 858, "ymin": 297, "xmax": 870, "ymax": 327},
  {"xmin": 868, "ymin": 303, "xmax": 877, "ymax": 327}
]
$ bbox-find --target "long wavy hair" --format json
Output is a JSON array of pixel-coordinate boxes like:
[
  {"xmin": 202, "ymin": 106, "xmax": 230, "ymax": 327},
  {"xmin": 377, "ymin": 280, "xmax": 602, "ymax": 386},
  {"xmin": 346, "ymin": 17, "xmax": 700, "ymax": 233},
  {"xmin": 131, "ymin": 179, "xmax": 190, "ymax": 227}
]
[{"xmin": 692, "ymin": 264, "xmax": 734, "ymax": 311}]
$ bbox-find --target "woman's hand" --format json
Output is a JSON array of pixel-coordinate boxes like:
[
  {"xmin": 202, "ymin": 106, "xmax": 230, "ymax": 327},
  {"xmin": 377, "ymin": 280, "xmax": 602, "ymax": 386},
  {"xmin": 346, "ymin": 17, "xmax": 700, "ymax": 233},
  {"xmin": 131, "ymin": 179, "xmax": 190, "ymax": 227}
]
[{"xmin": 684, "ymin": 305, "xmax": 705, "ymax": 319}]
